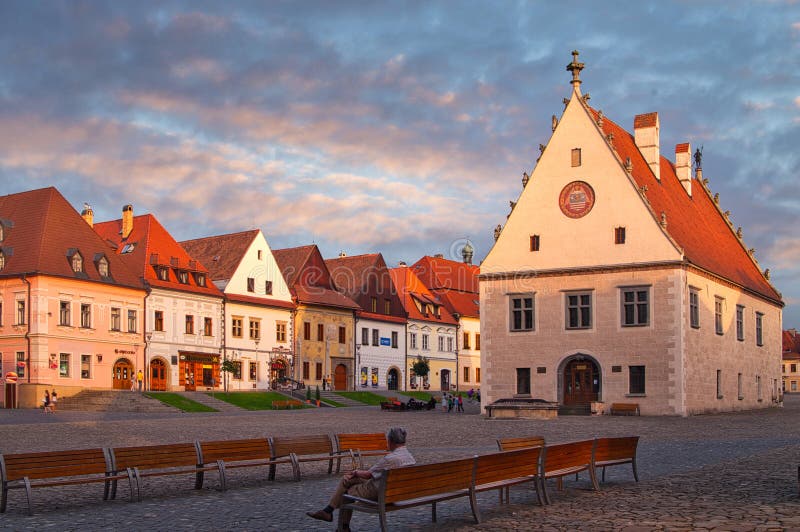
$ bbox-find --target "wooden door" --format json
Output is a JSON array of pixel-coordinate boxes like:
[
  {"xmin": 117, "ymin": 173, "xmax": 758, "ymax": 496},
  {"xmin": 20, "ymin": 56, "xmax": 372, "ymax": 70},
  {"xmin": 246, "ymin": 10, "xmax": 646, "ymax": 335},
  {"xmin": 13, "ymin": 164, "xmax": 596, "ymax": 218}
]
[
  {"xmin": 387, "ymin": 369, "xmax": 398, "ymax": 390},
  {"xmin": 184, "ymin": 362, "xmax": 196, "ymax": 391},
  {"xmin": 563, "ymin": 359, "xmax": 599, "ymax": 405},
  {"xmin": 112, "ymin": 359, "xmax": 134, "ymax": 389},
  {"xmin": 333, "ymin": 364, "xmax": 347, "ymax": 390},
  {"xmin": 150, "ymin": 359, "xmax": 167, "ymax": 391}
]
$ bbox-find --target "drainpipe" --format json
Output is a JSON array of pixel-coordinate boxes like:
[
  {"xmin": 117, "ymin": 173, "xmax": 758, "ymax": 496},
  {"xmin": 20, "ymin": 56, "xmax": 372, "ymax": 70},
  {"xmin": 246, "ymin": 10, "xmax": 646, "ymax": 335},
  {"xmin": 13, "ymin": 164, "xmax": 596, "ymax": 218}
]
[
  {"xmin": 143, "ymin": 282, "xmax": 149, "ymax": 392},
  {"xmin": 353, "ymin": 314, "xmax": 358, "ymax": 392},
  {"xmin": 21, "ymin": 273, "xmax": 31, "ymax": 384},
  {"xmin": 454, "ymin": 314, "xmax": 460, "ymax": 393}
]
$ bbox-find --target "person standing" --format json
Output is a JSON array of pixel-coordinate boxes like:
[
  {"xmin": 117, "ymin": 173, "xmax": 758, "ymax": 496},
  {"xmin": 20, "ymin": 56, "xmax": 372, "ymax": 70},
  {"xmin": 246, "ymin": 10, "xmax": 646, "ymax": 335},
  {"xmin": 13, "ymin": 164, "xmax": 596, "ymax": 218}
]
[
  {"xmin": 130, "ymin": 375, "xmax": 136, "ymax": 391},
  {"xmin": 457, "ymin": 393, "xmax": 464, "ymax": 413},
  {"xmin": 50, "ymin": 389, "xmax": 58, "ymax": 413},
  {"xmin": 42, "ymin": 390, "xmax": 52, "ymax": 414},
  {"xmin": 306, "ymin": 427, "xmax": 415, "ymax": 528},
  {"xmin": 137, "ymin": 369, "xmax": 144, "ymax": 392}
]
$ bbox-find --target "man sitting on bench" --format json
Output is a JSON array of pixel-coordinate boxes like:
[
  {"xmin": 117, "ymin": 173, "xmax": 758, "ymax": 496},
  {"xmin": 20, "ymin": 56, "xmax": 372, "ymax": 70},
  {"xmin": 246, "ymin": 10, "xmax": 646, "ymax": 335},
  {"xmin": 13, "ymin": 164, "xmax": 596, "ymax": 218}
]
[{"xmin": 306, "ymin": 427, "xmax": 416, "ymax": 528}]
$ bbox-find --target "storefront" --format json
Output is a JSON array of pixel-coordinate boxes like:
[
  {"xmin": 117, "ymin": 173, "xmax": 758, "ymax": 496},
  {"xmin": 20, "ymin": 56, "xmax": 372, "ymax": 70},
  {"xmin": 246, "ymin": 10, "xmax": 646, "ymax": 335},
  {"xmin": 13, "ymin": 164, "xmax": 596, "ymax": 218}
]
[{"xmin": 178, "ymin": 351, "xmax": 220, "ymax": 391}]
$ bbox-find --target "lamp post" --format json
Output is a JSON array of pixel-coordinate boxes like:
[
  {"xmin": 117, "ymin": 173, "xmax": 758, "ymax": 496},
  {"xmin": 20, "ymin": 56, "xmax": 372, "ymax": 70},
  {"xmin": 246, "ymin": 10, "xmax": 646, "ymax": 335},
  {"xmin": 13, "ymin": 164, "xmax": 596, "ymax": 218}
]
[
  {"xmin": 145, "ymin": 331, "xmax": 152, "ymax": 391},
  {"xmin": 254, "ymin": 338, "xmax": 260, "ymax": 390}
]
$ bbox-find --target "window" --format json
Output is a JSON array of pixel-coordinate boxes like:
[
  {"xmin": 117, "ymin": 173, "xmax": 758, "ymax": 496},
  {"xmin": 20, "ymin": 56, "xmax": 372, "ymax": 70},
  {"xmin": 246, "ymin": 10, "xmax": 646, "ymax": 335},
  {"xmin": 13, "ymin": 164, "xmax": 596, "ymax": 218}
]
[
  {"xmin": 204, "ymin": 317, "xmax": 213, "ymax": 336},
  {"xmin": 59, "ymin": 301, "xmax": 71, "ymax": 326},
  {"xmin": 247, "ymin": 277, "xmax": 255, "ymax": 292},
  {"xmin": 738, "ymin": 373, "xmax": 743, "ymax": 400},
  {"xmin": 384, "ymin": 299, "xmax": 391, "ymax": 314},
  {"xmin": 127, "ymin": 310, "xmax": 137, "ymax": 333},
  {"xmin": 157, "ymin": 267, "xmax": 169, "ymax": 281},
  {"xmin": 371, "ymin": 297, "xmax": 377, "ymax": 313},
  {"xmin": 516, "ymin": 368, "xmax": 531, "ymax": 395},
  {"xmin": 447, "ymin": 337, "xmax": 453, "ymax": 352},
  {"xmin": 303, "ymin": 322, "xmax": 311, "ymax": 340},
  {"xmin": 110, "ymin": 307, "xmax": 121, "ymax": 331},
  {"xmin": 410, "ymin": 333, "xmax": 417, "ymax": 349},
  {"xmin": 121, "ymin": 243, "xmax": 135, "ymax": 254},
  {"xmin": 629, "ymin": 366, "xmax": 645, "ymax": 394},
  {"xmin": 716, "ymin": 369, "xmax": 723, "ymax": 399},
  {"xmin": 59, "ymin": 353, "xmax": 70, "ymax": 377},
  {"xmin": 81, "ymin": 354, "xmax": 91, "ymax": 379},
  {"xmin": 154, "ymin": 310, "xmax": 164, "ymax": 332},
  {"xmin": 510, "ymin": 295, "xmax": 534, "ymax": 331},
  {"xmin": 793, "ymin": 364, "xmax": 798, "ymax": 373},
  {"xmin": 339, "ymin": 326, "xmax": 346, "ymax": 344},
  {"xmin": 257, "ymin": 250, "xmax": 263, "ymax": 260},
  {"xmin": 0, "ymin": 252, "xmax": 4, "ymax": 272},
  {"xmin": 757, "ymin": 375, "xmax": 763, "ymax": 401},
  {"xmin": 475, "ymin": 333, "xmax": 480, "ymax": 351},
  {"xmin": 0, "ymin": 301, "xmax": 3, "ymax": 326},
  {"xmin": 185, "ymin": 315, "xmax": 194, "ymax": 334},
  {"xmin": 756, "ymin": 312, "xmax": 764, "ymax": 346},
  {"xmin": 276, "ymin": 322, "xmax": 287, "ymax": 343},
  {"xmin": 177, "ymin": 271, "xmax": 188, "ymax": 284},
  {"xmin": 196, "ymin": 273, "xmax": 206, "ymax": 287},
  {"xmin": 16, "ymin": 300, "xmax": 25, "ymax": 325},
  {"xmin": 422, "ymin": 334, "xmax": 429, "ymax": 350},
  {"xmin": 264, "ymin": 281, "xmax": 272, "ymax": 295},
  {"xmin": 71, "ymin": 253, "xmax": 83, "ymax": 273},
  {"xmin": 231, "ymin": 317, "xmax": 243, "ymax": 338},
  {"xmin": 317, "ymin": 323, "xmax": 324, "ymax": 341},
  {"xmin": 80, "ymin": 304, "xmax": 91, "ymax": 328},
  {"xmin": 249, "ymin": 362, "xmax": 257, "ymax": 381},
  {"xmin": 97, "ymin": 257, "xmax": 109, "ymax": 277},
  {"xmin": 302, "ymin": 361, "xmax": 310, "ymax": 380},
  {"xmin": 463, "ymin": 366, "xmax": 470, "ymax": 383},
  {"xmin": 736, "ymin": 305, "xmax": 745, "ymax": 341},
  {"xmin": 315, "ymin": 362, "xmax": 322, "ymax": 380},
  {"xmin": 16, "ymin": 352, "xmax": 25, "ymax": 378},
  {"xmin": 361, "ymin": 328, "xmax": 369, "ymax": 345},
  {"xmin": 249, "ymin": 319, "xmax": 261, "ymax": 340},
  {"xmin": 232, "ymin": 361, "xmax": 242, "ymax": 380},
  {"xmin": 530, "ymin": 235, "xmax": 540, "ymax": 252},
  {"xmin": 571, "ymin": 148, "xmax": 581, "ymax": 167},
  {"xmin": 566, "ymin": 292, "xmax": 592, "ymax": 329},
  {"xmin": 476, "ymin": 368, "xmax": 481, "ymax": 383},
  {"xmin": 621, "ymin": 287, "xmax": 649, "ymax": 327},
  {"xmin": 463, "ymin": 332, "xmax": 471, "ymax": 349},
  {"xmin": 372, "ymin": 329, "xmax": 379, "ymax": 346},
  {"xmin": 438, "ymin": 336, "xmax": 444, "ymax": 351},
  {"xmin": 391, "ymin": 331, "xmax": 398, "ymax": 348},
  {"xmin": 689, "ymin": 288, "xmax": 700, "ymax": 328},
  {"xmin": 615, "ymin": 227, "xmax": 626, "ymax": 244},
  {"xmin": 714, "ymin": 297, "xmax": 724, "ymax": 335}
]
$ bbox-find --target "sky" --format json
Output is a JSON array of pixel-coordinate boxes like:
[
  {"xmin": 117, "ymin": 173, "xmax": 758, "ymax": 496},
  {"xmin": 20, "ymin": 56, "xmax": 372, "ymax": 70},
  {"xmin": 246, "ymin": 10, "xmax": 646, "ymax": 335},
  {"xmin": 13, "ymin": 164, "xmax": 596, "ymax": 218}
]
[{"xmin": 0, "ymin": 1, "xmax": 798, "ymax": 325}]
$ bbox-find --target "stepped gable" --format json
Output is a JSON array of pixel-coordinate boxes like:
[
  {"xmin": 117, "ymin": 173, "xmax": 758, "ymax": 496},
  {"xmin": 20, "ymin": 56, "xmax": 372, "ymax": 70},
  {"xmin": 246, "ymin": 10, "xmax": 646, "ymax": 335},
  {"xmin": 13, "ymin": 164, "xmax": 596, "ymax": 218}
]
[
  {"xmin": 411, "ymin": 256, "xmax": 480, "ymax": 318},
  {"xmin": 389, "ymin": 266, "xmax": 458, "ymax": 325},
  {"xmin": 273, "ymin": 245, "xmax": 359, "ymax": 310},
  {"xmin": 94, "ymin": 214, "xmax": 223, "ymax": 298},
  {"xmin": 0, "ymin": 187, "xmax": 141, "ymax": 288},
  {"xmin": 180, "ymin": 230, "xmax": 258, "ymax": 283},
  {"xmin": 324, "ymin": 253, "xmax": 406, "ymax": 322},
  {"xmin": 589, "ymin": 107, "xmax": 782, "ymax": 305}
]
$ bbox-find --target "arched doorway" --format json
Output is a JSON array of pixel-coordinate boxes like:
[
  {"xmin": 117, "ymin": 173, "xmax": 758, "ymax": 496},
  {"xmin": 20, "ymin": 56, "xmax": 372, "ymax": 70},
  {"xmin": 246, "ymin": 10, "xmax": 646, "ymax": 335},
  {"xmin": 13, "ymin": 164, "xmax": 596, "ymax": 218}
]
[
  {"xmin": 270, "ymin": 358, "xmax": 288, "ymax": 389},
  {"xmin": 387, "ymin": 368, "xmax": 399, "ymax": 391},
  {"xmin": 333, "ymin": 364, "xmax": 347, "ymax": 390},
  {"xmin": 150, "ymin": 358, "xmax": 167, "ymax": 391},
  {"xmin": 562, "ymin": 356, "xmax": 600, "ymax": 405},
  {"xmin": 440, "ymin": 369, "xmax": 451, "ymax": 391},
  {"xmin": 112, "ymin": 358, "xmax": 134, "ymax": 390}
]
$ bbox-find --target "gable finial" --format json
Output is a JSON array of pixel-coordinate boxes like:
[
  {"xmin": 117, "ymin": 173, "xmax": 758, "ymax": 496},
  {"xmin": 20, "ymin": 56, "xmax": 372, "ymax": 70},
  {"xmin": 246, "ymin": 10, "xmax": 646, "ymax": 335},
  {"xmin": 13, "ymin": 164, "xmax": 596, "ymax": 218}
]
[{"xmin": 566, "ymin": 50, "xmax": 584, "ymax": 87}]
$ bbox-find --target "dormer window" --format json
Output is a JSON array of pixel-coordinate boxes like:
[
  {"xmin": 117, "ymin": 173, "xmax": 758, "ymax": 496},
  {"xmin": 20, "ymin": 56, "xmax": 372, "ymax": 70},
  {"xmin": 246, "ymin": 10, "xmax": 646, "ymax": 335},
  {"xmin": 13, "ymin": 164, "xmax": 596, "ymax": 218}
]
[
  {"xmin": 0, "ymin": 251, "xmax": 4, "ymax": 272},
  {"xmin": 0, "ymin": 225, "xmax": 3, "ymax": 242},
  {"xmin": 69, "ymin": 251, "xmax": 83, "ymax": 273},
  {"xmin": 97, "ymin": 257, "xmax": 109, "ymax": 277},
  {"xmin": 157, "ymin": 266, "xmax": 169, "ymax": 281},
  {"xmin": 0, "ymin": 220, "xmax": 13, "ymax": 243},
  {"xmin": 195, "ymin": 273, "xmax": 206, "ymax": 287},
  {"xmin": 121, "ymin": 243, "xmax": 136, "ymax": 254},
  {"xmin": 176, "ymin": 270, "xmax": 189, "ymax": 284}
]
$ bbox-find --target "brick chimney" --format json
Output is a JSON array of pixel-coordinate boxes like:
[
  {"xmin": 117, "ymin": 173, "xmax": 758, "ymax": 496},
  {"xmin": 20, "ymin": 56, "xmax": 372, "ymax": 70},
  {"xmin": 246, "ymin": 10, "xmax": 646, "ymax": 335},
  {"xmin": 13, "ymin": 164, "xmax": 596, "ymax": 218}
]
[
  {"xmin": 80, "ymin": 203, "xmax": 94, "ymax": 228},
  {"xmin": 634, "ymin": 112, "xmax": 660, "ymax": 181},
  {"xmin": 675, "ymin": 143, "xmax": 692, "ymax": 196},
  {"xmin": 121, "ymin": 204, "xmax": 133, "ymax": 239}
]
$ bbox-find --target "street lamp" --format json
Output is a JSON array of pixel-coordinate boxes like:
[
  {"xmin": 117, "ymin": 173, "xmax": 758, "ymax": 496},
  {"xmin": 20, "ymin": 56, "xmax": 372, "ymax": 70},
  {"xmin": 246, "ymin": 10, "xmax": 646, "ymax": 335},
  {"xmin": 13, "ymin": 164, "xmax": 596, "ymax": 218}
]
[
  {"xmin": 254, "ymin": 338, "xmax": 260, "ymax": 390},
  {"xmin": 145, "ymin": 331, "xmax": 152, "ymax": 391}
]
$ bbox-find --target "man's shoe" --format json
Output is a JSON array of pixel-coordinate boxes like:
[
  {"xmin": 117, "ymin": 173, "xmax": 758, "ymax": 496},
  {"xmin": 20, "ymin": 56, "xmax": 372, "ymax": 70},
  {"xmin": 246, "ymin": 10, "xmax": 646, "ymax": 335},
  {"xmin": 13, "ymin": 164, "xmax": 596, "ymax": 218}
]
[{"xmin": 306, "ymin": 509, "xmax": 333, "ymax": 522}]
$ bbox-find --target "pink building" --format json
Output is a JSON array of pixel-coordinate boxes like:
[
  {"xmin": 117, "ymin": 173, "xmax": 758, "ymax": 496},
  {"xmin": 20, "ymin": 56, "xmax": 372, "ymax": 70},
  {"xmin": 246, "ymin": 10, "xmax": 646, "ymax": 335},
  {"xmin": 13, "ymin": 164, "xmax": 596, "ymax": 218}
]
[{"xmin": 0, "ymin": 188, "xmax": 145, "ymax": 407}]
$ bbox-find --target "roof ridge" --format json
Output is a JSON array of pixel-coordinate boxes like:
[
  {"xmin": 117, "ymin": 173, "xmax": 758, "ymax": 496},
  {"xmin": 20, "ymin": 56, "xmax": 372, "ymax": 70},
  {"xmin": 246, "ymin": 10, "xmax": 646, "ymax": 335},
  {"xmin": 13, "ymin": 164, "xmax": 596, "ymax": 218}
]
[{"xmin": 180, "ymin": 228, "xmax": 259, "ymax": 245}]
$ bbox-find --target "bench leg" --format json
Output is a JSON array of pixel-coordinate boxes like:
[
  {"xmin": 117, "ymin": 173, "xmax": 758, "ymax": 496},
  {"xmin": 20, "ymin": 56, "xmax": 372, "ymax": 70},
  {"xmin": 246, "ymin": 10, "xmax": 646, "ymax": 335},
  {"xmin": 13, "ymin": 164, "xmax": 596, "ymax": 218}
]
[
  {"xmin": 602, "ymin": 465, "xmax": 606, "ymax": 483},
  {"xmin": 124, "ymin": 469, "xmax": 136, "ymax": 501},
  {"xmin": 327, "ymin": 456, "xmax": 334, "ymax": 475},
  {"xmin": 132, "ymin": 467, "xmax": 142, "ymax": 502},
  {"xmin": 431, "ymin": 501, "xmax": 437, "ymax": 522},
  {"xmin": 378, "ymin": 508, "xmax": 388, "ymax": 532},
  {"xmin": 23, "ymin": 477, "xmax": 32, "ymax": 516},
  {"xmin": 469, "ymin": 489, "xmax": 481, "ymax": 524},
  {"xmin": 589, "ymin": 465, "xmax": 600, "ymax": 491},
  {"xmin": 632, "ymin": 460, "xmax": 639, "ymax": 482},
  {"xmin": 533, "ymin": 477, "xmax": 544, "ymax": 506},
  {"xmin": 111, "ymin": 477, "xmax": 118, "ymax": 500},
  {"xmin": 290, "ymin": 453, "xmax": 301, "ymax": 481},
  {"xmin": 268, "ymin": 463, "xmax": 276, "ymax": 481},
  {"xmin": 541, "ymin": 478, "xmax": 551, "ymax": 505},
  {"xmin": 216, "ymin": 460, "xmax": 227, "ymax": 491},
  {"xmin": 335, "ymin": 455, "xmax": 342, "ymax": 474},
  {"xmin": 195, "ymin": 468, "xmax": 204, "ymax": 490},
  {"xmin": 1, "ymin": 483, "xmax": 7, "ymax": 513}
]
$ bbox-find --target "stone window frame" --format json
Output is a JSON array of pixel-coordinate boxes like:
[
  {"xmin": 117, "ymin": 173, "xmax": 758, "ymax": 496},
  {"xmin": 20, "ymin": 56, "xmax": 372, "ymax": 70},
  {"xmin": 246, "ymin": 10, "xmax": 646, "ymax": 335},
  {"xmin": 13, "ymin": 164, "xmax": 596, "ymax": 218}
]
[
  {"xmin": 564, "ymin": 290, "xmax": 593, "ymax": 330},
  {"xmin": 508, "ymin": 293, "xmax": 535, "ymax": 332},
  {"xmin": 689, "ymin": 287, "xmax": 700, "ymax": 329},
  {"xmin": 620, "ymin": 285, "xmax": 650, "ymax": 328}
]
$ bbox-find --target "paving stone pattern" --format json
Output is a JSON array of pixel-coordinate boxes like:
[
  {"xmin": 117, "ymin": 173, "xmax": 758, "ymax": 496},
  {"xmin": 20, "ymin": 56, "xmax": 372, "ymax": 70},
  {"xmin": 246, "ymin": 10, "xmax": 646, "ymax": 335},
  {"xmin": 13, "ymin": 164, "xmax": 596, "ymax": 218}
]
[{"xmin": 0, "ymin": 397, "xmax": 799, "ymax": 530}]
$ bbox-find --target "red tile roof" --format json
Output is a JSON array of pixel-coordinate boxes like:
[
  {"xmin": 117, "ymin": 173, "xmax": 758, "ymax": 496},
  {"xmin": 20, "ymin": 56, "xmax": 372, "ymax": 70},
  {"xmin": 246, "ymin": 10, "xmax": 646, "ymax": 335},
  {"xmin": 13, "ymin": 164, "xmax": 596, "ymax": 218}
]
[
  {"xmin": 389, "ymin": 267, "xmax": 458, "ymax": 325},
  {"xmin": 94, "ymin": 214, "xmax": 223, "ymax": 298},
  {"xmin": 324, "ymin": 253, "xmax": 406, "ymax": 321},
  {"xmin": 784, "ymin": 329, "xmax": 800, "ymax": 354},
  {"xmin": 589, "ymin": 107, "xmax": 782, "ymax": 305},
  {"xmin": 180, "ymin": 230, "xmax": 258, "ymax": 283},
  {"xmin": 226, "ymin": 293, "xmax": 295, "ymax": 310},
  {"xmin": 410, "ymin": 256, "xmax": 480, "ymax": 318},
  {"xmin": 0, "ymin": 187, "xmax": 142, "ymax": 289},
  {"xmin": 273, "ymin": 245, "xmax": 359, "ymax": 310}
]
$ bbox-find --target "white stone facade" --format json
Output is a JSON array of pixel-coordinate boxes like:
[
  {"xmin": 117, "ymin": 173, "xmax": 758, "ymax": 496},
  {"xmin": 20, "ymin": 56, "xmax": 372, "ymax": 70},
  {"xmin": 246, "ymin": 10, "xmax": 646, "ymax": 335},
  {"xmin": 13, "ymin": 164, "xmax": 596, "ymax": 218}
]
[{"xmin": 355, "ymin": 317, "xmax": 406, "ymax": 390}]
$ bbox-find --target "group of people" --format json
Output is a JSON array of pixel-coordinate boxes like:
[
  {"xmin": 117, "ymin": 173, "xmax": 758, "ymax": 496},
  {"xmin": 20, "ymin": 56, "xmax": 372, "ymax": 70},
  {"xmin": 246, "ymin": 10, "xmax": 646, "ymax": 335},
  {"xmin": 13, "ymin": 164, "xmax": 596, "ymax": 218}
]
[
  {"xmin": 441, "ymin": 392, "xmax": 464, "ymax": 413},
  {"xmin": 129, "ymin": 370, "xmax": 144, "ymax": 391},
  {"xmin": 41, "ymin": 389, "xmax": 58, "ymax": 413}
]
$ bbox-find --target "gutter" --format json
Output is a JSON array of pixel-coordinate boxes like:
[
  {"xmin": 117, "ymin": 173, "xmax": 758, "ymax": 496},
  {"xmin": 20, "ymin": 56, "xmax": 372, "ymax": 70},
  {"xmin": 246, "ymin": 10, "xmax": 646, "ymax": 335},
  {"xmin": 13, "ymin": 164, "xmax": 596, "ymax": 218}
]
[{"xmin": 21, "ymin": 273, "xmax": 31, "ymax": 384}]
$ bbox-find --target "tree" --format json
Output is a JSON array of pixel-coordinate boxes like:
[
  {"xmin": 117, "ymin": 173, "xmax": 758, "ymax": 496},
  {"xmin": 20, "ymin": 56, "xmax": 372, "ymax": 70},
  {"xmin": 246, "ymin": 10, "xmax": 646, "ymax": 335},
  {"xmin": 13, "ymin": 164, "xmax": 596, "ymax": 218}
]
[
  {"xmin": 220, "ymin": 359, "xmax": 238, "ymax": 392},
  {"xmin": 411, "ymin": 356, "xmax": 430, "ymax": 378}
]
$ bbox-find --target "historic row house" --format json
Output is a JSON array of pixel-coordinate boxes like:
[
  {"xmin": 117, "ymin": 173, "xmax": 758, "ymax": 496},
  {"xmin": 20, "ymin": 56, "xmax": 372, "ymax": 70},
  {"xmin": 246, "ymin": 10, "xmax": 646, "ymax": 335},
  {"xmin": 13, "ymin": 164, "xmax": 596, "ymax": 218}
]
[
  {"xmin": 480, "ymin": 52, "xmax": 783, "ymax": 415},
  {"xmin": 782, "ymin": 329, "xmax": 800, "ymax": 394},
  {"xmin": 0, "ymin": 188, "xmax": 145, "ymax": 407},
  {"xmin": 326, "ymin": 253, "xmax": 407, "ymax": 391}
]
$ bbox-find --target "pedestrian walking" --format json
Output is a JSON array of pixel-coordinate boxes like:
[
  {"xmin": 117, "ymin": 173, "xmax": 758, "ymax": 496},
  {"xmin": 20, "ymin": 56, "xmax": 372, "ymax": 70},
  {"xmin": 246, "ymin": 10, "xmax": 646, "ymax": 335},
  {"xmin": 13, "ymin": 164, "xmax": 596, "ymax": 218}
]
[
  {"xmin": 130, "ymin": 375, "xmax": 136, "ymax": 391},
  {"xmin": 447, "ymin": 394, "xmax": 454, "ymax": 413},
  {"xmin": 42, "ymin": 390, "xmax": 52, "ymax": 414},
  {"xmin": 137, "ymin": 369, "xmax": 144, "ymax": 391},
  {"xmin": 441, "ymin": 393, "xmax": 448, "ymax": 412},
  {"xmin": 50, "ymin": 389, "xmax": 58, "ymax": 413},
  {"xmin": 457, "ymin": 393, "xmax": 464, "ymax": 413}
]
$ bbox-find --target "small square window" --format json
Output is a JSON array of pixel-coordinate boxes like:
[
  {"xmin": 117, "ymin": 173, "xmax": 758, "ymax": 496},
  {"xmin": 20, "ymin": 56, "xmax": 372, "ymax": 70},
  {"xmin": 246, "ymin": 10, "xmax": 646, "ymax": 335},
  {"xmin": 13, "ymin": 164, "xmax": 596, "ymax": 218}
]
[
  {"xmin": 530, "ymin": 235, "xmax": 540, "ymax": 252},
  {"xmin": 264, "ymin": 281, "xmax": 272, "ymax": 295},
  {"xmin": 247, "ymin": 277, "xmax": 255, "ymax": 293},
  {"xmin": 571, "ymin": 148, "xmax": 582, "ymax": 167}
]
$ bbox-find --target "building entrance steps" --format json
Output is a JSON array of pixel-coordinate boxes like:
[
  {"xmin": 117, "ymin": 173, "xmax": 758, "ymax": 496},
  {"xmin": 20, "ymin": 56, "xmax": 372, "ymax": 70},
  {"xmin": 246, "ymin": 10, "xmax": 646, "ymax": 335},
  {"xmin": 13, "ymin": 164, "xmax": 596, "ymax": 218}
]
[
  {"xmin": 317, "ymin": 391, "xmax": 368, "ymax": 407},
  {"xmin": 57, "ymin": 390, "xmax": 178, "ymax": 413},
  {"xmin": 177, "ymin": 392, "xmax": 246, "ymax": 413}
]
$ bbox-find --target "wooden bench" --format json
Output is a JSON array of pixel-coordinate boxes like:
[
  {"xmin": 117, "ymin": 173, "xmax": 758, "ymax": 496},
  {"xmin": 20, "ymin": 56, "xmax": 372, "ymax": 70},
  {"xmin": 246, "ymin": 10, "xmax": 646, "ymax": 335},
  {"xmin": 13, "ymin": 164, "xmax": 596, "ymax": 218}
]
[
  {"xmin": 334, "ymin": 433, "xmax": 390, "ymax": 472},
  {"xmin": 340, "ymin": 457, "xmax": 479, "ymax": 531},
  {"xmin": 272, "ymin": 400, "xmax": 304, "ymax": 410},
  {"xmin": 196, "ymin": 438, "xmax": 295, "ymax": 490},
  {"xmin": 594, "ymin": 436, "xmax": 639, "ymax": 482},
  {"xmin": 475, "ymin": 447, "xmax": 543, "ymax": 506},
  {"xmin": 540, "ymin": 440, "xmax": 598, "ymax": 504},
  {"xmin": 0, "ymin": 448, "xmax": 134, "ymax": 515},
  {"xmin": 496, "ymin": 435, "xmax": 545, "ymax": 451},
  {"xmin": 269, "ymin": 434, "xmax": 334, "ymax": 481},
  {"xmin": 610, "ymin": 403, "xmax": 640, "ymax": 416},
  {"xmin": 109, "ymin": 442, "xmax": 219, "ymax": 501}
]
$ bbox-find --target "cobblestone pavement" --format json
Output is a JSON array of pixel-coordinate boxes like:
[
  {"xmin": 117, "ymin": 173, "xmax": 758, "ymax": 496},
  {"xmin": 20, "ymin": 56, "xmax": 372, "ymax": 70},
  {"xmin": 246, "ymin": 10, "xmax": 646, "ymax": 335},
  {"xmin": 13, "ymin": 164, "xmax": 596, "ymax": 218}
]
[{"xmin": 0, "ymin": 397, "xmax": 799, "ymax": 530}]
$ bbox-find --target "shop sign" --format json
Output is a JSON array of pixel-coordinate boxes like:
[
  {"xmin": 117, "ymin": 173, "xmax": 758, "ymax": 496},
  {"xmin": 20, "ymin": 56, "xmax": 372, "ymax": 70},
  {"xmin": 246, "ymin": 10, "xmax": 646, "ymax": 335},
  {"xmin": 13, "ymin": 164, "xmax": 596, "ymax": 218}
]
[{"xmin": 380, "ymin": 337, "xmax": 391, "ymax": 346}]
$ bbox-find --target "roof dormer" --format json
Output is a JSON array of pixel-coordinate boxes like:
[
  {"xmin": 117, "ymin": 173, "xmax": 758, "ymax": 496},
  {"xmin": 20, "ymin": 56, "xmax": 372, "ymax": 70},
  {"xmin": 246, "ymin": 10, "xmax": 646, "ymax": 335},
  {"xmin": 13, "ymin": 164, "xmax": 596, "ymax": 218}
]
[
  {"xmin": 0, "ymin": 219, "xmax": 13, "ymax": 243},
  {"xmin": 94, "ymin": 253, "xmax": 111, "ymax": 279},
  {"xmin": 67, "ymin": 249, "xmax": 83, "ymax": 273}
]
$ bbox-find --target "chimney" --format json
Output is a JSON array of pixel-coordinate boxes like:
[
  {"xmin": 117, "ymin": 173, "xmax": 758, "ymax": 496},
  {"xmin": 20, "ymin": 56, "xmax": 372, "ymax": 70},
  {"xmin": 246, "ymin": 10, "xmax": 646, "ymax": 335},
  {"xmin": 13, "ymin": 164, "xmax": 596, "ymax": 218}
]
[
  {"xmin": 675, "ymin": 143, "xmax": 692, "ymax": 196},
  {"xmin": 634, "ymin": 112, "xmax": 660, "ymax": 181},
  {"xmin": 434, "ymin": 253, "xmax": 444, "ymax": 259},
  {"xmin": 338, "ymin": 251, "xmax": 347, "ymax": 258},
  {"xmin": 398, "ymin": 261, "xmax": 407, "ymax": 267},
  {"xmin": 80, "ymin": 203, "xmax": 94, "ymax": 228},
  {"xmin": 121, "ymin": 204, "xmax": 133, "ymax": 239}
]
